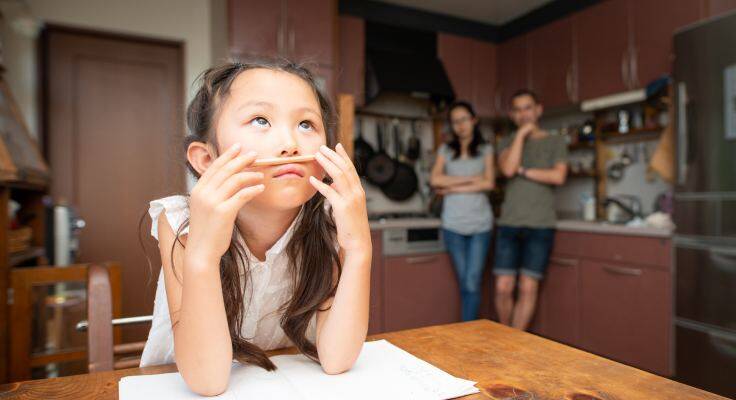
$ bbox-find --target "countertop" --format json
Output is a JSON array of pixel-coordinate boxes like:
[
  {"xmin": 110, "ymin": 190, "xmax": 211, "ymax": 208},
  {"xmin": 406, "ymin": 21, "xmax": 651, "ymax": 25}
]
[
  {"xmin": 369, "ymin": 217, "xmax": 442, "ymax": 230},
  {"xmin": 556, "ymin": 219, "xmax": 674, "ymax": 238},
  {"xmin": 0, "ymin": 320, "xmax": 724, "ymax": 400}
]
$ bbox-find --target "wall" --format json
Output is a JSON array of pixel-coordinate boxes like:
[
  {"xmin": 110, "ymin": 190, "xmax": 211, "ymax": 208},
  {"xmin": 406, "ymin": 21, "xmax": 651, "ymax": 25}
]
[{"xmin": 0, "ymin": 0, "xmax": 222, "ymax": 143}]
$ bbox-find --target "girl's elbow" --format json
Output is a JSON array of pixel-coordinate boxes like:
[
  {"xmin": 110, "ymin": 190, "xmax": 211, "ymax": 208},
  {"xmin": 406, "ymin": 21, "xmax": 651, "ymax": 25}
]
[
  {"xmin": 184, "ymin": 374, "xmax": 229, "ymax": 397},
  {"xmin": 321, "ymin": 360, "xmax": 354, "ymax": 375}
]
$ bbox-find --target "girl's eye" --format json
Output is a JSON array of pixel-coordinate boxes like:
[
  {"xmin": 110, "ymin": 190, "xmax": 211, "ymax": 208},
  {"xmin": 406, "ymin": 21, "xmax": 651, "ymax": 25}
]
[
  {"xmin": 298, "ymin": 121, "xmax": 314, "ymax": 132},
  {"xmin": 249, "ymin": 117, "xmax": 270, "ymax": 128}
]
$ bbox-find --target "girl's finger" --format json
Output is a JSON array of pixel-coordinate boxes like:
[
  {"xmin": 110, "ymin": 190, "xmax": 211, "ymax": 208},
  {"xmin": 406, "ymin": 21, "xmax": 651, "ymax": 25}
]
[
  {"xmin": 334, "ymin": 143, "xmax": 361, "ymax": 186},
  {"xmin": 314, "ymin": 152, "xmax": 350, "ymax": 192},
  {"xmin": 208, "ymin": 151, "xmax": 258, "ymax": 189},
  {"xmin": 199, "ymin": 143, "xmax": 241, "ymax": 185},
  {"xmin": 309, "ymin": 175, "xmax": 340, "ymax": 204},
  {"xmin": 215, "ymin": 171, "xmax": 265, "ymax": 201},
  {"xmin": 220, "ymin": 184, "xmax": 265, "ymax": 212}
]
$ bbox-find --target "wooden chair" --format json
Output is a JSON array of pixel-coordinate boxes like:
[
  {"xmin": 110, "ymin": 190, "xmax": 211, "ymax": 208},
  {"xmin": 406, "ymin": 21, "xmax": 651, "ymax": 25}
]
[
  {"xmin": 77, "ymin": 264, "xmax": 152, "ymax": 372},
  {"xmin": 8, "ymin": 262, "xmax": 120, "ymax": 381}
]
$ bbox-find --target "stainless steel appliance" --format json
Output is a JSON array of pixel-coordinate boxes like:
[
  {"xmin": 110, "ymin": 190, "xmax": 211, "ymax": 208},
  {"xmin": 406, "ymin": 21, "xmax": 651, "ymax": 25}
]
[
  {"xmin": 370, "ymin": 213, "xmax": 445, "ymax": 256},
  {"xmin": 673, "ymin": 12, "xmax": 736, "ymax": 398}
]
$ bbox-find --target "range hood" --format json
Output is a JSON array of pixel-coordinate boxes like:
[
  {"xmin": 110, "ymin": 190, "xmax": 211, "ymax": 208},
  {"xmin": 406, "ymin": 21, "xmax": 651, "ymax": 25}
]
[{"xmin": 364, "ymin": 22, "xmax": 455, "ymax": 108}]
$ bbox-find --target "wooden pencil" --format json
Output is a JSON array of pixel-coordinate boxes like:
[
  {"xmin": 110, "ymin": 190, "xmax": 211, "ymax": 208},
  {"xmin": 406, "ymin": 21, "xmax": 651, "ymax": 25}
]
[{"xmin": 252, "ymin": 154, "xmax": 316, "ymax": 167}]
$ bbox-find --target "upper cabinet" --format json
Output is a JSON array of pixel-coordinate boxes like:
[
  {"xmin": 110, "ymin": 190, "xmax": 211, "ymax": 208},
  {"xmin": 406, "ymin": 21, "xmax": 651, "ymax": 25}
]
[
  {"xmin": 707, "ymin": 0, "xmax": 736, "ymax": 17},
  {"xmin": 338, "ymin": 16, "xmax": 365, "ymax": 106},
  {"xmin": 529, "ymin": 16, "xmax": 575, "ymax": 108},
  {"xmin": 497, "ymin": 35, "xmax": 529, "ymax": 115},
  {"xmin": 229, "ymin": 0, "xmax": 336, "ymax": 95},
  {"xmin": 575, "ymin": 0, "xmax": 630, "ymax": 100},
  {"xmin": 437, "ymin": 33, "xmax": 497, "ymax": 118}
]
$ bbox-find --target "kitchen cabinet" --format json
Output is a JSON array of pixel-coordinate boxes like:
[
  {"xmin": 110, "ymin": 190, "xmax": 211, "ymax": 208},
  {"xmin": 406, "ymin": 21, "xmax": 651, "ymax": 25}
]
[
  {"xmin": 368, "ymin": 231, "xmax": 384, "ymax": 334},
  {"xmin": 580, "ymin": 259, "xmax": 671, "ymax": 376},
  {"xmin": 531, "ymin": 230, "xmax": 672, "ymax": 376},
  {"xmin": 338, "ymin": 16, "xmax": 365, "ymax": 106},
  {"xmin": 437, "ymin": 34, "xmax": 497, "ymax": 117},
  {"xmin": 229, "ymin": 0, "xmax": 336, "ymax": 95},
  {"xmin": 529, "ymin": 17, "xmax": 576, "ymax": 108},
  {"xmin": 384, "ymin": 252, "xmax": 461, "ymax": 332},
  {"xmin": 707, "ymin": 0, "xmax": 736, "ymax": 17},
  {"xmin": 630, "ymin": 0, "xmax": 703, "ymax": 88},
  {"xmin": 497, "ymin": 35, "xmax": 529, "ymax": 115},
  {"xmin": 575, "ymin": 0, "xmax": 630, "ymax": 100}
]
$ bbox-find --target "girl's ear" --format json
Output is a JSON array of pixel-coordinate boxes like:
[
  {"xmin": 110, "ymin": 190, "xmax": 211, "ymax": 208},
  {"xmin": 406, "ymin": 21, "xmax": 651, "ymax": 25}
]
[{"xmin": 187, "ymin": 142, "xmax": 216, "ymax": 176}]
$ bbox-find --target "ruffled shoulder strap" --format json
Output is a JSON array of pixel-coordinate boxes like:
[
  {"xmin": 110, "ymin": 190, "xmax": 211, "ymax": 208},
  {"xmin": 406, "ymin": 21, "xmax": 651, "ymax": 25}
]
[{"xmin": 148, "ymin": 195, "xmax": 190, "ymax": 241}]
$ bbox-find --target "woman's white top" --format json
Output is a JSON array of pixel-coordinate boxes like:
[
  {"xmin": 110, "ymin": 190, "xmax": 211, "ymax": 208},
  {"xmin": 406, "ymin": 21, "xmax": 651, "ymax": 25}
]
[{"xmin": 140, "ymin": 195, "xmax": 317, "ymax": 367}]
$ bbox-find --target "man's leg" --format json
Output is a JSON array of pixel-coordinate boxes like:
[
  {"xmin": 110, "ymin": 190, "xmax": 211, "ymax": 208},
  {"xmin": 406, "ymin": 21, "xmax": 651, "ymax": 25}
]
[
  {"xmin": 512, "ymin": 228, "xmax": 555, "ymax": 331},
  {"xmin": 511, "ymin": 275, "xmax": 539, "ymax": 330},
  {"xmin": 493, "ymin": 226, "xmax": 520, "ymax": 325}
]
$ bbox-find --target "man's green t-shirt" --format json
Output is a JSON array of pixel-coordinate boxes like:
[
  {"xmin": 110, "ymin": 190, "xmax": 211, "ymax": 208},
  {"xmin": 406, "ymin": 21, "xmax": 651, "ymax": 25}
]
[{"xmin": 496, "ymin": 132, "xmax": 568, "ymax": 228}]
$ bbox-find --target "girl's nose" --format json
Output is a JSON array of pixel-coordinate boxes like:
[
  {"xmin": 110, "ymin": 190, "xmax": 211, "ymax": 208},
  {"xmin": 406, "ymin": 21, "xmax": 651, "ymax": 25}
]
[{"xmin": 278, "ymin": 128, "xmax": 300, "ymax": 156}]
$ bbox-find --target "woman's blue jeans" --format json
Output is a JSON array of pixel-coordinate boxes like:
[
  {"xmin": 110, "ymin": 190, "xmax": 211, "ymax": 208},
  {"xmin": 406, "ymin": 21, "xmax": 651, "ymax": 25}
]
[{"xmin": 442, "ymin": 228, "xmax": 492, "ymax": 321}]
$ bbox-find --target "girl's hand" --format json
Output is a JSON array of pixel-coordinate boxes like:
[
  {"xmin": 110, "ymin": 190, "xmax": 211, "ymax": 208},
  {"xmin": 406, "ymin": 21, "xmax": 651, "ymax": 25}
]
[
  {"xmin": 310, "ymin": 143, "xmax": 371, "ymax": 256},
  {"xmin": 187, "ymin": 143, "xmax": 265, "ymax": 263}
]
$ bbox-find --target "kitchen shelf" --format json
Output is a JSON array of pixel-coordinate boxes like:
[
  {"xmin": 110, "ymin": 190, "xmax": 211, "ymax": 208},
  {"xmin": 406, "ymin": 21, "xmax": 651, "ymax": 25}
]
[
  {"xmin": 568, "ymin": 171, "xmax": 597, "ymax": 179},
  {"xmin": 568, "ymin": 141, "xmax": 596, "ymax": 151},
  {"xmin": 601, "ymin": 127, "xmax": 663, "ymax": 144},
  {"xmin": 9, "ymin": 246, "xmax": 46, "ymax": 267}
]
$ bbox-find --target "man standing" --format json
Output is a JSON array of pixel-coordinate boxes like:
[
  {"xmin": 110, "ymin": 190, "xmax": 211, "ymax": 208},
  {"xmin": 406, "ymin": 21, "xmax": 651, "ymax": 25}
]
[{"xmin": 495, "ymin": 89, "xmax": 568, "ymax": 331}]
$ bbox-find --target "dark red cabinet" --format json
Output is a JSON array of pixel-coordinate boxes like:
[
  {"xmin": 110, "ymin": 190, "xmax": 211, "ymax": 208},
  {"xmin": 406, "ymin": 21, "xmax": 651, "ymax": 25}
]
[
  {"xmin": 471, "ymin": 40, "xmax": 497, "ymax": 118},
  {"xmin": 338, "ymin": 16, "xmax": 365, "ymax": 106},
  {"xmin": 579, "ymin": 259, "xmax": 671, "ymax": 376},
  {"xmin": 384, "ymin": 253, "xmax": 461, "ymax": 332},
  {"xmin": 229, "ymin": 0, "xmax": 283, "ymax": 59},
  {"xmin": 497, "ymin": 35, "xmax": 529, "ymax": 115},
  {"xmin": 534, "ymin": 254, "xmax": 580, "ymax": 347},
  {"xmin": 284, "ymin": 0, "xmax": 335, "ymax": 67},
  {"xmin": 438, "ymin": 34, "xmax": 497, "ymax": 117},
  {"xmin": 529, "ymin": 17, "xmax": 575, "ymax": 108}
]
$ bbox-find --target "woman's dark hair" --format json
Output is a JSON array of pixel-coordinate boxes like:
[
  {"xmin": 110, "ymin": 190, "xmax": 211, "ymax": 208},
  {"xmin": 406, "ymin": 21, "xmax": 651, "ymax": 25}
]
[
  {"xmin": 447, "ymin": 101, "xmax": 485, "ymax": 159},
  {"xmin": 169, "ymin": 59, "xmax": 340, "ymax": 371}
]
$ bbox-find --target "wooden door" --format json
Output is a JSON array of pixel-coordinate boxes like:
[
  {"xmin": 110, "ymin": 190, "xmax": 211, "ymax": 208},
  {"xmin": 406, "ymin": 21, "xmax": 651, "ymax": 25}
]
[
  {"xmin": 535, "ymin": 254, "xmax": 580, "ymax": 347},
  {"xmin": 631, "ymin": 0, "xmax": 704, "ymax": 88},
  {"xmin": 579, "ymin": 259, "xmax": 671, "ymax": 376},
  {"xmin": 45, "ymin": 28, "xmax": 185, "ymax": 341},
  {"xmin": 338, "ymin": 16, "xmax": 365, "ymax": 107},
  {"xmin": 497, "ymin": 35, "xmax": 529, "ymax": 115},
  {"xmin": 471, "ymin": 40, "xmax": 497, "ymax": 118},
  {"xmin": 286, "ymin": 0, "xmax": 336, "ymax": 66},
  {"xmin": 229, "ymin": 0, "xmax": 283, "ymax": 58},
  {"xmin": 384, "ymin": 253, "xmax": 460, "ymax": 332},
  {"xmin": 575, "ymin": 0, "xmax": 631, "ymax": 100},
  {"xmin": 530, "ymin": 17, "xmax": 575, "ymax": 108},
  {"xmin": 437, "ymin": 33, "xmax": 474, "ymax": 104}
]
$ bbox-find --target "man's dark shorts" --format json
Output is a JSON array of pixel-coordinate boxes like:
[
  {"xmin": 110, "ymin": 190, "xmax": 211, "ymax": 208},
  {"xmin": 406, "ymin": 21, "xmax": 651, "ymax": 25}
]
[{"xmin": 494, "ymin": 225, "xmax": 555, "ymax": 280}]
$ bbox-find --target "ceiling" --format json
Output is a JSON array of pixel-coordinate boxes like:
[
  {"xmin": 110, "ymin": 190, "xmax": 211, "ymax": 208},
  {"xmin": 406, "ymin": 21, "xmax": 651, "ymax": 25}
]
[{"xmin": 373, "ymin": 0, "xmax": 556, "ymax": 25}]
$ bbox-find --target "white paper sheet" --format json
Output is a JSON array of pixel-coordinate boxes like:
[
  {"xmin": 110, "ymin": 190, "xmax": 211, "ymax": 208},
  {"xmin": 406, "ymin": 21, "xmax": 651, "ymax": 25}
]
[{"xmin": 119, "ymin": 340, "xmax": 479, "ymax": 399}]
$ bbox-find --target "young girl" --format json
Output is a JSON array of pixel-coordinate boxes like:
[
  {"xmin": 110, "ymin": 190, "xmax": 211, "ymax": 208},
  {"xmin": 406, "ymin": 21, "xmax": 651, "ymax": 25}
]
[
  {"xmin": 430, "ymin": 101, "xmax": 495, "ymax": 322},
  {"xmin": 140, "ymin": 60, "xmax": 371, "ymax": 396}
]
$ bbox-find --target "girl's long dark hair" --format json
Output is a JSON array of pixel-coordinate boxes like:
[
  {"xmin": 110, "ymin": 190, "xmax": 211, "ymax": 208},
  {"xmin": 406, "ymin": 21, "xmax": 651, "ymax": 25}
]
[
  {"xmin": 447, "ymin": 101, "xmax": 485, "ymax": 159},
  {"xmin": 159, "ymin": 59, "xmax": 340, "ymax": 371}
]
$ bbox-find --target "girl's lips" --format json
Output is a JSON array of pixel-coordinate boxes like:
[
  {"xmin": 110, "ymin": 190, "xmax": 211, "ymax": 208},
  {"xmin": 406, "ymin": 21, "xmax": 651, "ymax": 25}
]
[{"xmin": 272, "ymin": 164, "xmax": 306, "ymax": 178}]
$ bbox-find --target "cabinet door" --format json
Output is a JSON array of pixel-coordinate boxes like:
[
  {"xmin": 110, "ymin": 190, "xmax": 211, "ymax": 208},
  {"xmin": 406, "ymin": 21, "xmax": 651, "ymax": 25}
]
[
  {"xmin": 286, "ymin": 0, "xmax": 335, "ymax": 66},
  {"xmin": 497, "ymin": 35, "xmax": 529, "ymax": 115},
  {"xmin": 338, "ymin": 16, "xmax": 365, "ymax": 106},
  {"xmin": 437, "ymin": 33, "xmax": 474, "ymax": 104},
  {"xmin": 707, "ymin": 0, "xmax": 736, "ymax": 17},
  {"xmin": 580, "ymin": 260, "xmax": 671, "ymax": 376},
  {"xmin": 535, "ymin": 255, "xmax": 580, "ymax": 347},
  {"xmin": 384, "ymin": 253, "xmax": 461, "ymax": 332},
  {"xmin": 575, "ymin": 0, "xmax": 631, "ymax": 100},
  {"xmin": 471, "ymin": 40, "xmax": 497, "ymax": 118},
  {"xmin": 229, "ymin": 0, "xmax": 283, "ymax": 58},
  {"xmin": 530, "ymin": 17, "xmax": 575, "ymax": 108},
  {"xmin": 631, "ymin": 0, "xmax": 704, "ymax": 88},
  {"xmin": 368, "ymin": 231, "xmax": 384, "ymax": 334}
]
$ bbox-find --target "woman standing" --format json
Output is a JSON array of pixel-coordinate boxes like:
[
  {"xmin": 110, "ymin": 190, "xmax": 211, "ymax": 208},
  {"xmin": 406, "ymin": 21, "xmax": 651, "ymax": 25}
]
[{"xmin": 430, "ymin": 101, "xmax": 495, "ymax": 321}]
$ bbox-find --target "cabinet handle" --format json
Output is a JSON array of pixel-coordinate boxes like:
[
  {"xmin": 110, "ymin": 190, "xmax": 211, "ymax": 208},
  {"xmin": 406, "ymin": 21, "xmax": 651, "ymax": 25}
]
[
  {"xmin": 603, "ymin": 264, "xmax": 642, "ymax": 276},
  {"xmin": 676, "ymin": 82, "xmax": 688, "ymax": 185},
  {"xmin": 277, "ymin": 27, "xmax": 285, "ymax": 55},
  {"xmin": 621, "ymin": 50, "xmax": 631, "ymax": 89},
  {"xmin": 550, "ymin": 256, "xmax": 578, "ymax": 267},
  {"xmin": 629, "ymin": 47, "xmax": 639, "ymax": 88},
  {"xmin": 405, "ymin": 255, "xmax": 439, "ymax": 264},
  {"xmin": 288, "ymin": 28, "xmax": 295, "ymax": 55}
]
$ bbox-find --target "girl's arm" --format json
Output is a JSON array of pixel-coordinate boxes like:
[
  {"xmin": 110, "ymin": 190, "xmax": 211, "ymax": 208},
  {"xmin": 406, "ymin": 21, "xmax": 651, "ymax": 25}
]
[
  {"xmin": 160, "ymin": 145, "xmax": 265, "ymax": 396},
  {"xmin": 442, "ymin": 152, "xmax": 496, "ymax": 194},
  {"xmin": 309, "ymin": 144, "xmax": 372, "ymax": 374},
  {"xmin": 430, "ymin": 153, "xmax": 480, "ymax": 188}
]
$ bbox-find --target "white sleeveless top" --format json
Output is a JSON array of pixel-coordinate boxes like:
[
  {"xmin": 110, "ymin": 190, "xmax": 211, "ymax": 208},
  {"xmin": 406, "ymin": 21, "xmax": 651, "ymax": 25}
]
[{"xmin": 140, "ymin": 195, "xmax": 317, "ymax": 367}]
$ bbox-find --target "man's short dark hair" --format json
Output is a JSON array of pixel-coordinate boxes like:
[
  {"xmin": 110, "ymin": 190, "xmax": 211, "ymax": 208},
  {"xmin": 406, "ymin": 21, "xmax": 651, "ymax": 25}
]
[{"xmin": 509, "ymin": 89, "xmax": 540, "ymax": 106}]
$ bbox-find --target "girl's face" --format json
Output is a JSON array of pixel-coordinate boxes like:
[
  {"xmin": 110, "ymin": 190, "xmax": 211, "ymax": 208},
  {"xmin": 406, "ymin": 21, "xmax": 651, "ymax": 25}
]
[
  {"xmin": 213, "ymin": 68, "xmax": 326, "ymax": 210},
  {"xmin": 449, "ymin": 107, "xmax": 476, "ymax": 140}
]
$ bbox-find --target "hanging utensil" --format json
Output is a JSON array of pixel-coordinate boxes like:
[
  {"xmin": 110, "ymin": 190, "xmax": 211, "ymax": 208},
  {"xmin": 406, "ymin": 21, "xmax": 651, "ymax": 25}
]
[
  {"xmin": 381, "ymin": 122, "xmax": 418, "ymax": 201},
  {"xmin": 406, "ymin": 120, "xmax": 421, "ymax": 161},
  {"xmin": 352, "ymin": 117, "xmax": 374, "ymax": 177},
  {"xmin": 365, "ymin": 120, "xmax": 397, "ymax": 186}
]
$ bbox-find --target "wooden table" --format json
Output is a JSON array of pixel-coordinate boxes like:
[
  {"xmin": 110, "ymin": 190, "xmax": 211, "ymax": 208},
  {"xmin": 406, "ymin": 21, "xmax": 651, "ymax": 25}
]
[{"xmin": 0, "ymin": 320, "xmax": 725, "ymax": 399}]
